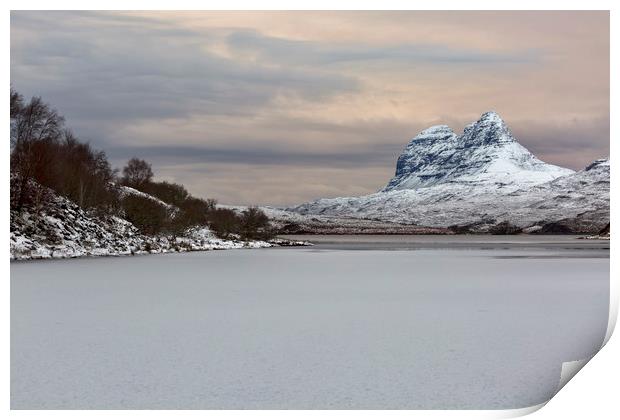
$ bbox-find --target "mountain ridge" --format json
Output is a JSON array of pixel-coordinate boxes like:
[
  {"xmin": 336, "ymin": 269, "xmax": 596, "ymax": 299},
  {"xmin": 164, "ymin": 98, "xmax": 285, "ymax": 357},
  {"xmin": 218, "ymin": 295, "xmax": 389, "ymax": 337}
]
[
  {"xmin": 384, "ymin": 111, "xmax": 573, "ymax": 192},
  {"xmin": 287, "ymin": 112, "xmax": 609, "ymax": 233}
]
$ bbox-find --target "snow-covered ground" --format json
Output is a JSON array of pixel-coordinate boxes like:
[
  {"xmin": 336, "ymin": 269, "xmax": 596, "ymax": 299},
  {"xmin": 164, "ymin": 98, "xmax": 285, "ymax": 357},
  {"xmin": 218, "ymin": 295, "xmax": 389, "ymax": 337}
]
[
  {"xmin": 290, "ymin": 157, "xmax": 609, "ymax": 233},
  {"xmin": 9, "ymin": 182, "xmax": 307, "ymax": 261},
  {"xmin": 10, "ymin": 203, "xmax": 273, "ymax": 260},
  {"xmin": 117, "ymin": 185, "xmax": 178, "ymax": 215},
  {"xmin": 221, "ymin": 204, "xmax": 452, "ymax": 235},
  {"xmin": 11, "ymin": 239, "xmax": 609, "ymax": 409}
]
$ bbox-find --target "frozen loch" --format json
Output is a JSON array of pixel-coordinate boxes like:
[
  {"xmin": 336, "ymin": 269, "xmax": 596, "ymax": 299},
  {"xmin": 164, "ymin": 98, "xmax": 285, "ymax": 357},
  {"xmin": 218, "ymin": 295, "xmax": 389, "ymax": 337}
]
[{"xmin": 11, "ymin": 236, "xmax": 609, "ymax": 409}]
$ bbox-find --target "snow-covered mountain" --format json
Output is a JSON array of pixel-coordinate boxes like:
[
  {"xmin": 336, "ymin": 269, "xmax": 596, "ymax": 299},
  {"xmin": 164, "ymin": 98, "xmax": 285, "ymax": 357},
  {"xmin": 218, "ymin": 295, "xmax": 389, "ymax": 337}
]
[
  {"xmin": 289, "ymin": 112, "xmax": 609, "ymax": 233},
  {"xmin": 384, "ymin": 112, "xmax": 573, "ymax": 192}
]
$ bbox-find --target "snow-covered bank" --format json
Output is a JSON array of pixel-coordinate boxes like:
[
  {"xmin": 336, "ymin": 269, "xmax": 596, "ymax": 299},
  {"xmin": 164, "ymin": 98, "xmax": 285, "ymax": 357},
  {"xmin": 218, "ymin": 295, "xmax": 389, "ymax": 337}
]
[
  {"xmin": 10, "ymin": 183, "xmax": 309, "ymax": 261},
  {"xmin": 221, "ymin": 205, "xmax": 453, "ymax": 235},
  {"xmin": 581, "ymin": 223, "xmax": 610, "ymax": 240}
]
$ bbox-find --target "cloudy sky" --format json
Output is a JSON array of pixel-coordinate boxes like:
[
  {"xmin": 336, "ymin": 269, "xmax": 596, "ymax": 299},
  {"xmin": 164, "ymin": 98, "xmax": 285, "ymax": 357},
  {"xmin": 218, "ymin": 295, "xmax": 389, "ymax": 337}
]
[{"xmin": 11, "ymin": 11, "xmax": 609, "ymax": 205}]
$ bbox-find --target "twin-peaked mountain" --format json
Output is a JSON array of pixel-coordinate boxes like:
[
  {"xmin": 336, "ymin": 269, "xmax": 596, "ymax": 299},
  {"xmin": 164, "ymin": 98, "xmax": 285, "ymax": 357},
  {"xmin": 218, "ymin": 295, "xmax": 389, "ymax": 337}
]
[
  {"xmin": 289, "ymin": 112, "xmax": 609, "ymax": 233},
  {"xmin": 384, "ymin": 112, "xmax": 572, "ymax": 192}
]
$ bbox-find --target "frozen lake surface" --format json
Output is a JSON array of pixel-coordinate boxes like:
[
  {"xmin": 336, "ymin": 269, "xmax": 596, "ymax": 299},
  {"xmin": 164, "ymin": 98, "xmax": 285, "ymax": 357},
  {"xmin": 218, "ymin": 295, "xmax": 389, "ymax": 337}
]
[{"xmin": 11, "ymin": 236, "xmax": 609, "ymax": 409}]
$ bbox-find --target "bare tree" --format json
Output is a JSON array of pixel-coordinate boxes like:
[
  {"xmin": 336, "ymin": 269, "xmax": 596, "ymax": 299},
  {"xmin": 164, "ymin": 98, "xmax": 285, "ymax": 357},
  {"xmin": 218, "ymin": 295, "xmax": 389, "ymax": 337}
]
[
  {"xmin": 58, "ymin": 130, "xmax": 118, "ymax": 210},
  {"xmin": 121, "ymin": 158, "xmax": 153, "ymax": 189},
  {"xmin": 10, "ymin": 87, "xmax": 23, "ymax": 119},
  {"xmin": 10, "ymin": 95, "xmax": 65, "ymax": 210}
]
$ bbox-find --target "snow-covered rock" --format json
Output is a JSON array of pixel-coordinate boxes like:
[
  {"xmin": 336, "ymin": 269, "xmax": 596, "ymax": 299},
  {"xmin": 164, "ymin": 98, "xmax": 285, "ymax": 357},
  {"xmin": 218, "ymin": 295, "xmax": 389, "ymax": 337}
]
[{"xmin": 288, "ymin": 112, "xmax": 609, "ymax": 233}]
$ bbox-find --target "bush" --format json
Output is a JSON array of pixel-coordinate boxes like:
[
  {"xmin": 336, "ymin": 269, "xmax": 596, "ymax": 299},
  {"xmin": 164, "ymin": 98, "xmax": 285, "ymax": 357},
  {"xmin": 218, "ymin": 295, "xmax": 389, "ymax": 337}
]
[
  {"xmin": 208, "ymin": 208, "xmax": 241, "ymax": 239},
  {"xmin": 179, "ymin": 196, "xmax": 216, "ymax": 227},
  {"xmin": 121, "ymin": 195, "xmax": 168, "ymax": 235},
  {"xmin": 135, "ymin": 183, "xmax": 218, "ymax": 236},
  {"xmin": 143, "ymin": 181, "xmax": 189, "ymax": 207},
  {"xmin": 239, "ymin": 207, "xmax": 273, "ymax": 240}
]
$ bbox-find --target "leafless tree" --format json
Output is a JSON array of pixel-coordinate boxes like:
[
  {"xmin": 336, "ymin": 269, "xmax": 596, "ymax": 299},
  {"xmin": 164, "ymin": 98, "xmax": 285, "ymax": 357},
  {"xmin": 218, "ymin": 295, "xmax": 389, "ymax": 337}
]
[
  {"xmin": 10, "ymin": 95, "xmax": 65, "ymax": 210},
  {"xmin": 121, "ymin": 158, "xmax": 154, "ymax": 189}
]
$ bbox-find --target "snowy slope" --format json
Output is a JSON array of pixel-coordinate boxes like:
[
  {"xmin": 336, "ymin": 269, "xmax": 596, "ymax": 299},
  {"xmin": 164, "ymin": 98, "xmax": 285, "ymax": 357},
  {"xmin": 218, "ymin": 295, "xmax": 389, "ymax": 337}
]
[
  {"xmin": 10, "ymin": 181, "xmax": 275, "ymax": 260},
  {"xmin": 117, "ymin": 185, "xmax": 178, "ymax": 215},
  {"xmin": 289, "ymin": 112, "xmax": 609, "ymax": 233},
  {"xmin": 223, "ymin": 205, "xmax": 452, "ymax": 235}
]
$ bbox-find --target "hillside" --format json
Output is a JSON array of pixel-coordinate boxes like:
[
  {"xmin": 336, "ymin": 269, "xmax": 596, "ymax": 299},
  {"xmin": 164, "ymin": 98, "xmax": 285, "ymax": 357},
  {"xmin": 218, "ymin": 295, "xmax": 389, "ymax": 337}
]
[{"xmin": 10, "ymin": 181, "xmax": 287, "ymax": 260}]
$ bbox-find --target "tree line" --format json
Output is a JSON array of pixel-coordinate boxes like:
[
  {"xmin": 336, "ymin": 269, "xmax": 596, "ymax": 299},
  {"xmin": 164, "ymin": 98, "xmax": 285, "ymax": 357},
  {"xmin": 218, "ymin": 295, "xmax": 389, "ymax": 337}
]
[{"xmin": 10, "ymin": 88, "xmax": 273, "ymax": 241}]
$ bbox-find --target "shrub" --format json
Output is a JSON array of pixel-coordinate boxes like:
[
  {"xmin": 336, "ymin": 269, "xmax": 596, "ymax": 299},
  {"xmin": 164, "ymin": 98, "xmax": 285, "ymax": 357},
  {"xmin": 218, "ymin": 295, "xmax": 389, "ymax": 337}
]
[
  {"xmin": 179, "ymin": 196, "xmax": 216, "ymax": 227},
  {"xmin": 239, "ymin": 207, "xmax": 273, "ymax": 240},
  {"xmin": 121, "ymin": 195, "xmax": 168, "ymax": 235},
  {"xmin": 208, "ymin": 208, "xmax": 241, "ymax": 239},
  {"xmin": 143, "ymin": 181, "xmax": 189, "ymax": 207}
]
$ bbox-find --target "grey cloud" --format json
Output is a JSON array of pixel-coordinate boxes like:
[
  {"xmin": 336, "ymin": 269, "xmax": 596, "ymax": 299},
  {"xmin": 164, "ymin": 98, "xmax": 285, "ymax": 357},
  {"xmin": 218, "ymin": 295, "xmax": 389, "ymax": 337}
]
[
  {"xmin": 226, "ymin": 30, "xmax": 542, "ymax": 67},
  {"xmin": 104, "ymin": 116, "xmax": 609, "ymax": 174},
  {"xmin": 155, "ymin": 162, "xmax": 393, "ymax": 206},
  {"xmin": 106, "ymin": 143, "xmax": 401, "ymax": 170},
  {"xmin": 103, "ymin": 117, "xmax": 425, "ymax": 171},
  {"xmin": 11, "ymin": 11, "xmax": 359, "ymax": 131},
  {"xmin": 509, "ymin": 117, "xmax": 609, "ymax": 169}
]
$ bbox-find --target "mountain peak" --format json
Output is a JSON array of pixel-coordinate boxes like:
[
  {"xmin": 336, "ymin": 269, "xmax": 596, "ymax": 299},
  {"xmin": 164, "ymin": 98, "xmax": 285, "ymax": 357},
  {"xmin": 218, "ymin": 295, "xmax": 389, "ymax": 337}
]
[
  {"xmin": 584, "ymin": 157, "xmax": 610, "ymax": 171},
  {"xmin": 407, "ymin": 125, "xmax": 456, "ymax": 145},
  {"xmin": 383, "ymin": 112, "xmax": 573, "ymax": 192},
  {"xmin": 460, "ymin": 111, "xmax": 513, "ymax": 147},
  {"xmin": 419, "ymin": 124, "xmax": 454, "ymax": 135},
  {"xmin": 479, "ymin": 110, "xmax": 504, "ymax": 124}
]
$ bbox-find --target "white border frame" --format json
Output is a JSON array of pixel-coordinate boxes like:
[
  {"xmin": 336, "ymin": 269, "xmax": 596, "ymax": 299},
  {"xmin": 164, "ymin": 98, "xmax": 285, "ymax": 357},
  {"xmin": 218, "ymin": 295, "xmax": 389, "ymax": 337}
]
[{"xmin": 3, "ymin": 1, "xmax": 616, "ymax": 418}]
